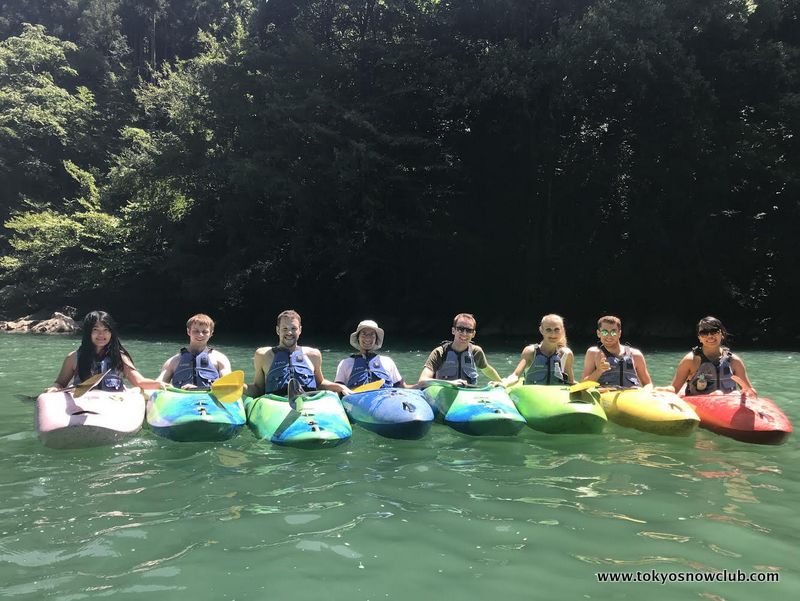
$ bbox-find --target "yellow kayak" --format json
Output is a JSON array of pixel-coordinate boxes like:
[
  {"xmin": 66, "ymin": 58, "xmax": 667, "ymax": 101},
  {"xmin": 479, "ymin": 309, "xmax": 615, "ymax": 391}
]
[{"xmin": 599, "ymin": 387, "xmax": 700, "ymax": 436}]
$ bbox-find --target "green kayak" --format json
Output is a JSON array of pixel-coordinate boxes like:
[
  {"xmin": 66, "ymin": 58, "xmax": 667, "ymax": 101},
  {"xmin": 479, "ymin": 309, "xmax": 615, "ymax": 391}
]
[{"xmin": 508, "ymin": 384, "xmax": 607, "ymax": 434}]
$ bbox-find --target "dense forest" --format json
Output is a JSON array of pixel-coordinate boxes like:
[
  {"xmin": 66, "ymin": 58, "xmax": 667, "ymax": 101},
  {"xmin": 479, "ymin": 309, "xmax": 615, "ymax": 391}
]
[{"xmin": 1, "ymin": 0, "xmax": 798, "ymax": 341}]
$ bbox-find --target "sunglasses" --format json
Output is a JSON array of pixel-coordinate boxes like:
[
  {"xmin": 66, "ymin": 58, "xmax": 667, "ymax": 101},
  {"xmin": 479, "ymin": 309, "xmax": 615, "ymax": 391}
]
[
  {"xmin": 698, "ymin": 328, "xmax": 721, "ymax": 336},
  {"xmin": 454, "ymin": 326, "xmax": 475, "ymax": 333},
  {"xmin": 599, "ymin": 329, "xmax": 619, "ymax": 337}
]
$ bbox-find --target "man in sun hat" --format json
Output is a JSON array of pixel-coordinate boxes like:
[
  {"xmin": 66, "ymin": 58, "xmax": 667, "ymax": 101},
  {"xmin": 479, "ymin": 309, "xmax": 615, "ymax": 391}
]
[{"xmin": 334, "ymin": 319, "xmax": 407, "ymax": 389}]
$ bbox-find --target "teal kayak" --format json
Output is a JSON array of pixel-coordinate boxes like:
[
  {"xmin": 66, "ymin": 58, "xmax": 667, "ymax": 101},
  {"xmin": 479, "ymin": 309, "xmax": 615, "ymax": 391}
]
[
  {"xmin": 507, "ymin": 384, "xmax": 607, "ymax": 434},
  {"xmin": 423, "ymin": 380, "xmax": 526, "ymax": 436},
  {"xmin": 146, "ymin": 387, "xmax": 246, "ymax": 442},
  {"xmin": 244, "ymin": 391, "xmax": 352, "ymax": 448}
]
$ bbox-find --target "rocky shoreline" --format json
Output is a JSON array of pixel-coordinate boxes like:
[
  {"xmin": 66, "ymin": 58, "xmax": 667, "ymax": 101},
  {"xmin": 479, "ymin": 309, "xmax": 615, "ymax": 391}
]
[{"xmin": 0, "ymin": 308, "xmax": 80, "ymax": 334}]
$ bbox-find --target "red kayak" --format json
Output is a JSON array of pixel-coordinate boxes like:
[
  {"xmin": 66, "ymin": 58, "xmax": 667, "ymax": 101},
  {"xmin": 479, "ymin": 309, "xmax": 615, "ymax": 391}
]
[{"xmin": 681, "ymin": 391, "xmax": 792, "ymax": 445}]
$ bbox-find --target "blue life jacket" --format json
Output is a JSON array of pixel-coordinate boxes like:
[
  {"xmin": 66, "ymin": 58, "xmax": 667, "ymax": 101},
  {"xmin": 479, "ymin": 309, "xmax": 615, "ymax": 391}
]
[
  {"xmin": 73, "ymin": 349, "xmax": 124, "ymax": 392},
  {"xmin": 434, "ymin": 342, "xmax": 479, "ymax": 386},
  {"xmin": 347, "ymin": 353, "xmax": 394, "ymax": 389},
  {"xmin": 524, "ymin": 344, "xmax": 568, "ymax": 385},
  {"xmin": 171, "ymin": 347, "xmax": 220, "ymax": 388},
  {"xmin": 266, "ymin": 347, "xmax": 316, "ymax": 394},
  {"xmin": 686, "ymin": 346, "xmax": 736, "ymax": 395},
  {"xmin": 597, "ymin": 345, "xmax": 640, "ymax": 388}
]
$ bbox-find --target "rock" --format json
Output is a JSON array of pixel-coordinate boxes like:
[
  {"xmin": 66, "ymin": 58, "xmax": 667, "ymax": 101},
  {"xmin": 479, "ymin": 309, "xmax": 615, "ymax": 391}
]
[
  {"xmin": 1, "ymin": 311, "xmax": 80, "ymax": 334},
  {"xmin": 30, "ymin": 312, "xmax": 79, "ymax": 334}
]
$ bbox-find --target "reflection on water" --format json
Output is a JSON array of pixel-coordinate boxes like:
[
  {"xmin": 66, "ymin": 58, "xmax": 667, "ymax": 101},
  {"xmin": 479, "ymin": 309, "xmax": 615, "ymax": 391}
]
[{"xmin": 0, "ymin": 337, "xmax": 798, "ymax": 600}]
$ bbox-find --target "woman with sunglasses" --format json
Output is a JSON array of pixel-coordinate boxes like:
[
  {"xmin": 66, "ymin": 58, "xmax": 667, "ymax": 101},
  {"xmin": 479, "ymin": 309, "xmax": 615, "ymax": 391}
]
[
  {"xmin": 667, "ymin": 316, "xmax": 754, "ymax": 395},
  {"xmin": 502, "ymin": 314, "xmax": 575, "ymax": 386},
  {"xmin": 581, "ymin": 315, "xmax": 652, "ymax": 387}
]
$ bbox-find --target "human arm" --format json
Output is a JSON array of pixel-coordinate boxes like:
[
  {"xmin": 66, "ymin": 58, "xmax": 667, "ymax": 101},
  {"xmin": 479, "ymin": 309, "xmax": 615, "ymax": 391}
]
[
  {"xmin": 249, "ymin": 347, "xmax": 272, "ymax": 398},
  {"xmin": 730, "ymin": 354, "xmax": 756, "ymax": 393},
  {"xmin": 581, "ymin": 347, "xmax": 610, "ymax": 381},
  {"xmin": 631, "ymin": 348, "xmax": 652, "ymax": 386},
  {"xmin": 212, "ymin": 350, "xmax": 232, "ymax": 378},
  {"xmin": 308, "ymin": 348, "xmax": 353, "ymax": 396},
  {"xmin": 122, "ymin": 356, "xmax": 165, "ymax": 390},
  {"xmin": 667, "ymin": 353, "xmax": 696, "ymax": 393},
  {"xmin": 333, "ymin": 358, "xmax": 350, "ymax": 385},
  {"xmin": 44, "ymin": 351, "xmax": 78, "ymax": 392},
  {"xmin": 562, "ymin": 348, "xmax": 575, "ymax": 384},
  {"xmin": 417, "ymin": 347, "xmax": 443, "ymax": 384},
  {"xmin": 500, "ymin": 346, "xmax": 534, "ymax": 387},
  {"xmin": 156, "ymin": 354, "xmax": 179, "ymax": 384}
]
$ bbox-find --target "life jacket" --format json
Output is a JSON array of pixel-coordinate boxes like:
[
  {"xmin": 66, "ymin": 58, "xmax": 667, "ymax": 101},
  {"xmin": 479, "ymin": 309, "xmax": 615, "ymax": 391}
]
[
  {"xmin": 265, "ymin": 347, "xmax": 316, "ymax": 394},
  {"xmin": 434, "ymin": 342, "xmax": 479, "ymax": 385},
  {"xmin": 597, "ymin": 345, "xmax": 640, "ymax": 388},
  {"xmin": 73, "ymin": 349, "xmax": 124, "ymax": 392},
  {"xmin": 686, "ymin": 346, "xmax": 736, "ymax": 395},
  {"xmin": 524, "ymin": 344, "xmax": 568, "ymax": 385},
  {"xmin": 346, "ymin": 353, "xmax": 394, "ymax": 389},
  {"xmin": 171, "ymin": 347, "xmax": 220, "ymax": 388}
]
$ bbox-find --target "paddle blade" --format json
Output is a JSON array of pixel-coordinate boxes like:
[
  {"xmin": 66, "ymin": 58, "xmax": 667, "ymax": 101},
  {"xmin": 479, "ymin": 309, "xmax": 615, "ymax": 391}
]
[
  {"xmin": 352, "ymin": 379, "xmax": 385, "ymax": 393},
  {"xmin": 72, "ymin": 371, "xmax": 109, "ymax": 398},
  {"xmin": 568, "ymin": 380, "xmax": 598, "ymax": 393},
  {"xmin": 211, "ymin": 370, "xmax": 245, "ymax": 403}
]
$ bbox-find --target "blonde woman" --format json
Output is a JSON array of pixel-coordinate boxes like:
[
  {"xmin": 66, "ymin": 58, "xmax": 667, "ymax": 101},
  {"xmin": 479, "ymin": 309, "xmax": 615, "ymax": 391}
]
[{"xmin": 502, "ymin": 314, "xmax": 574, "ymax": 387}]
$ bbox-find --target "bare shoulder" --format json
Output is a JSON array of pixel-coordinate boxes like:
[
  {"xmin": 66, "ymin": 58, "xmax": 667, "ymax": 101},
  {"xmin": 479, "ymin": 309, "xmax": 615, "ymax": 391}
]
[
  {"xmin": 521, "ymin": 344, "xmax": 537, "ymax": 357},
  {"xmin": 560, "ymin": 346, "xmax": 574, "ymax": 358},
  {"xmin": 209, "ymin": 349, "xmax": 230, "ymax": 362},
  {"xmin": 584, "ymin": 346, "xmax": 601, "ymax": 356},
  {"xmin": 303, "ymin": 346, "xmax": 322, "ymax": 360},
  {"xmin": 629, "ymin": 346, "xmax": 646, "ymax": 359},
  {"xmin": 254, "ymin": 346, "xmax": 273, "ymax": 358}
]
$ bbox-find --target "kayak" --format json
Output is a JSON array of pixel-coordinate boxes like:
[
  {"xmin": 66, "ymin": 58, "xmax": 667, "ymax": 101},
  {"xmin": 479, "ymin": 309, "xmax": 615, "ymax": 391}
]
[
  {"xmin": 681, "ymin": 391, "xmax": 792, "ymax": 445},
  {"xmin": 423, "ymin": 380, "xmax": 526, "ymax": 436},
  {"xmin": 245, "ymin": 391, "xmax": 352, "ymax": 448},
  {"xmin": 35, "ymin": 388, "xmax": 145, "ymax": 449},
  {"xmin": 508, "ymin": 384, "xmax": 607, "ymax": 434},
  {"xmin": 599, "ymin": 387, "xmax": 700, "ymax": 436},
  {"xmin": 342, "ymin": 388, "xmax": 434, "ymax": 439},
  {"xmin": 146, "ymin": 387, "xmax": 246, "ymax": 442}
]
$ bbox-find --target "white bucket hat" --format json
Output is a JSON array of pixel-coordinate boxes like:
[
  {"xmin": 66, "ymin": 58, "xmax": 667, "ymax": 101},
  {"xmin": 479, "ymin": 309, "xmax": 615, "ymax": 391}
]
[{"xmin": 349, "ymin": 319, "xmax": 385, "ymax": 350}]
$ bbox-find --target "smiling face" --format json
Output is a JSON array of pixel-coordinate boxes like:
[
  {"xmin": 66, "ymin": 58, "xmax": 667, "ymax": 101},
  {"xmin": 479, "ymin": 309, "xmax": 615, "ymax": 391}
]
[
  {"xmin": 91, "ymin": 324, "xmax": 112, "ymax": 351},
  {"xmin": 187, "ymin": 324, "xmax": 213, "ymax": 347},
  {"xmin": 597, "ymin": 320, "xmax": 621, "ymax": 347},
  {"xmin": 451, "ymin": 316, "xmax": 477, "ymax": 345},
  {"xmin": 539, "ymin": 316, "xmax": 564, "ymax": 346},
  {"xmin": 697, "ymin": 327, "xmax": 722, "ymax": 348},
  {"xmin": 276, "ymin": 316, "xmax": 301, "ymax": 349},
  {"xmin": 357, "ymin": 328, "xmax": 378, "ymax": 352}
]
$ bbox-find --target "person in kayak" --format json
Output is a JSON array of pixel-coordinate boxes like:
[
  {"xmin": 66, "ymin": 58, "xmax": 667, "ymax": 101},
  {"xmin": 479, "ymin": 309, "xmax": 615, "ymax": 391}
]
[
  {"xmin": 581, "ymin": 315, "xmax": 652, "ymax": 388},
  {"xmin": 334, "ymin": 319, "xmax": 407, "ymax": 389},
  {"xmin": 249, "ymin": 309, "xmax": 353, "ymax": 397},
  {"xmin": 666, "ymin": 316, "xmax": 755, "ymax": 395},
  {"xmin": 44, "ymin": 310, "xmax": 164, "ymax": 393},
  {"xmin": 156, "ymin": 313, "xmax": 232, "ymax": 389},
  {"xmin": 417, "ymin": 313, "xmax": 503, "ymax": 387},
  {"xmin": 501, "ymin": 314, "xmax": 575, "ymax": 387}
]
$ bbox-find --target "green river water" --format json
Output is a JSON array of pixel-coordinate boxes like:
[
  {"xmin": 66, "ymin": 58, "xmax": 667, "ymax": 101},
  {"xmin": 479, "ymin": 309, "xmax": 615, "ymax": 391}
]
[{"xmin": 1, "ymin": 333, "xmax": 798, "ymax": 601}]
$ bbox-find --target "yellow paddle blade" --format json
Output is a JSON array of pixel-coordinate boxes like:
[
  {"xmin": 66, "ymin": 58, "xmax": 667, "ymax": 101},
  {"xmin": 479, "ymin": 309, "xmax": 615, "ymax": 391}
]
[
  {"xmin": 352, "ymin": 379, "xmax": 385, "ymax": 393},
  {"xmin": 211, "ymin": 370, "xmax": 245, "ymax": 403},
  {"xmin": 568, "ymin": 380, "xmax": 598, "ymax": 393}
]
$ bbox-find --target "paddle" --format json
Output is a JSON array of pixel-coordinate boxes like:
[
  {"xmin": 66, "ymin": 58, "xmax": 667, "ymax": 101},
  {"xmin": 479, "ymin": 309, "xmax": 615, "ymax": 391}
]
[
  {"xmin": 351, "ymin": 379, "xmax": 385, "ymax": 393},
  {"xmin": 72, "ymin": 370, "xmax": 110, "ymax": 398},
  {"xmin": 568, "ymin": 380, "xmax": 599, "ymax": 393},
  {"xmin": 210, "ymin": 370, "xmax": 245, "ymax": 403}
]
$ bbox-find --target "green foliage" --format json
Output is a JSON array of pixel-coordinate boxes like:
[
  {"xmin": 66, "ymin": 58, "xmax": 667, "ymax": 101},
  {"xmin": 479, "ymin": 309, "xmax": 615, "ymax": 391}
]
[{"xmin": 0, "ymin": 1, "xmax": 798, "ymax": 337}]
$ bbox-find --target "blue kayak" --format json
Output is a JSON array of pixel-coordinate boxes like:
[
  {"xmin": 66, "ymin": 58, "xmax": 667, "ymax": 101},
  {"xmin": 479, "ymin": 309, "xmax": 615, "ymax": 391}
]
[
  {"xmin": 244, "ymin": 391, "xmax": 352, "ymax": 448},
  {"xmin": 342, "ymin": 388, "xmax": 434, "ymax": 439},
  {"xmin": 146, "ymin": 387, "xmax": 246, "ymax": 442},
  {"xmin": 423, "ymin": 380, "xmax": 526, "ymax": 436}
]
